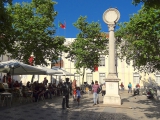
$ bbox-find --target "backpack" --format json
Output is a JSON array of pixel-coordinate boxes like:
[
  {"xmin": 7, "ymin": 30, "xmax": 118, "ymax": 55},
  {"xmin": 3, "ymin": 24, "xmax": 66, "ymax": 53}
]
[{"xmin": 97, "ymin": 87, "xmax": 101, "ymax": 94}]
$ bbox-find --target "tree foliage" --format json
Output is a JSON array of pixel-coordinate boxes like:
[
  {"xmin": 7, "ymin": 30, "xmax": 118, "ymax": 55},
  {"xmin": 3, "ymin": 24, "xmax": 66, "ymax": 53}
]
[
  {"xmin": 67, "ymin": 16, "xmax": 108, "ymax": 73},
  {"xmin": 132, "ymin": 0, "xmax": 160, "ymax": 8},
  {"xmin": 7, "ymin": 0, "xmax": 67, "ymax": 65},
  {"xmin": 115, "ymin": 6, "xmax": 160, "ymax": 73},
  {"xmin": 0, "ymin": 0, "xmax": 14, "ymax": 54}
]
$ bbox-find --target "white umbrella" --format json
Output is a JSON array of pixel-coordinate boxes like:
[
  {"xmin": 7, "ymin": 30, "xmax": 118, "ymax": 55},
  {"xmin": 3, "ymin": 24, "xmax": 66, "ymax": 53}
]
[
  {"xmin": 52, "ymin": 67, "xmax": 74, "ymax": 76},
  {"xmin": 36, "ymin": 65, "xmax": 63, "ymax": 75},
  {"xmin": 0, "ymin": 60, "xmax": 47, "ymax": 75}
]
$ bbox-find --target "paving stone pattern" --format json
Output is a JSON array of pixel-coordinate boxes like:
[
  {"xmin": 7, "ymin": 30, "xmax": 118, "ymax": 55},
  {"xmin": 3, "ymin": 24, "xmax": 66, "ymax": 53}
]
[{"xmin": 0, "ymin": 91, "xmax": 160, "ymax": 120}]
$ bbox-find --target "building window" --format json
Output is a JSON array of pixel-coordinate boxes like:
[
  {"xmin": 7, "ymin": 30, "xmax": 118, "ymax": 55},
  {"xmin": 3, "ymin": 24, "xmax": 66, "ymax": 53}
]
[
  {"xmin": 99, "ymin": 73, "xmax": 105, "ymax": 84},
  {"xmin": 133, "ymin": 73, "xmax": 140, "ymax": 85},
  {"xmin": 86, "ymin": 73, "xmax": 93, "ymax": 84},
  {"xmin": 156, "ymin": 73, "xmax": 160, "ymax": 85},
  {"xmin": 74, "ymin": 73, "xmax": 80, "ymax": 86},
  {"xmin": 99, "ymin": 57, "xmax": 105, "ymax": 66}
]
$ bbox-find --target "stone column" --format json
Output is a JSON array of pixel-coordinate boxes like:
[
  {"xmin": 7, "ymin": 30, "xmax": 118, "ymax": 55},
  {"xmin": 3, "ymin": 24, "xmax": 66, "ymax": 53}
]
[
  {"xmin": 102, "ymin": 8, "xmax": 121, "ymax": 105},
  {"xmin": 108, "ymin": 24, "xmax": 116, "ymax": 74}
]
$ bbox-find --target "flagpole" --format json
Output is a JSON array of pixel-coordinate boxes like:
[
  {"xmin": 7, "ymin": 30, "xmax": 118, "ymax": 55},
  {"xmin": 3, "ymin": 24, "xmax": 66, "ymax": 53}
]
[
  {"xmin": 58, "ymin": 20, "xmax": 59, "ymax": 36},
  {"xmin": 64, "ymin": 20, "xmax": 66, "ymax": 38}
]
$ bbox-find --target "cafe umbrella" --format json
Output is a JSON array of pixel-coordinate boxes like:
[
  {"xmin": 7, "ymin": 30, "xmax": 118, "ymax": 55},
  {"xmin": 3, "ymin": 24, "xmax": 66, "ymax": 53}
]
[{"xmin": 0, "ymin": 60, "xmax": 47, "ymax": 75}]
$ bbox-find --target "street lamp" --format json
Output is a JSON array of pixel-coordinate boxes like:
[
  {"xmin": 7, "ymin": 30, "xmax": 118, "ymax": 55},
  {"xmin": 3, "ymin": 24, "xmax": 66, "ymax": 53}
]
[{"xmin": 11, "ymin": 64, "xmax": 14, "ymax": 88}]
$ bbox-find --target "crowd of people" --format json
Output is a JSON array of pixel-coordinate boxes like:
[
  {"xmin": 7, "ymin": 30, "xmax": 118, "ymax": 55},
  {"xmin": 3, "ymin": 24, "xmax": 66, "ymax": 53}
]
[
  {"xmin": 25, "ymin": 78, "xmax": 66, "ymax": 102},
  {"xmin": 0, "ymin": 74, "xmax": 23, "ymax": 92},
  {"xmin": 119, "ymin": 82, "xmax": 140, "ymax": 93},
  {"xmin": 0, "ymin": 74, "xmax": 141, "ymax": 109}
]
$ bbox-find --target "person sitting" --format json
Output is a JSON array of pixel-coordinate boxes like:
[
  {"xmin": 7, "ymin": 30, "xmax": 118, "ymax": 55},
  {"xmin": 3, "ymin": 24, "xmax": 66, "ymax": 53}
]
[
  {"xmin": 136, "ymin": 83, "xmax": 140, "ymax": 88},
  {"xmin": 134, "ymin": 83, "xmax": 140, "ymax": 95},
  {"xmin": 37, "ymin": 83, "xmax": 46, "ymax": 100},
  {"xmin": 32, "ymin": 83, "xmax": 41, "ymax": 102},
  {"xmin": 52, "ymin": 83, "xmax": 57, "ymax": 96},
  {"xmin": 26, "ymin": 81, "xmax": 31, "ymax": 89},
  {"xmin": 19, "ymin": 81, "xmax": 23, "ymax": 88},
  {"xmin": 48, "ymin": 83, "xmax": 53, "ymax": 92},
  {"xmin": 13, "ymin": 81, "xmax": 20, "ymax": 88}
]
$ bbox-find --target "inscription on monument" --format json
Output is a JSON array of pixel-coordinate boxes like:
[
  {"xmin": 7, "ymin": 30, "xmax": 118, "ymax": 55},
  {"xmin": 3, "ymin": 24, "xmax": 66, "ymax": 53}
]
[{"xmin": 109, "ymin": 83, "xmax": 114, "ymax": 89}]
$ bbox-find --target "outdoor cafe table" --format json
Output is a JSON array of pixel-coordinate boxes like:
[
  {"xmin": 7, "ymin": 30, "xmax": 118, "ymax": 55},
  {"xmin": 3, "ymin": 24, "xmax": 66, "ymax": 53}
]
[{"xmin": 0, "ymin": 92, "xmax": 12, "ymax": 106}]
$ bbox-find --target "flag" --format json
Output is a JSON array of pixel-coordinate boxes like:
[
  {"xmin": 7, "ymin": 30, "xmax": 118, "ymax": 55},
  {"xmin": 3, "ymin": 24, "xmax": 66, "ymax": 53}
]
[
  {"xmin": 94, "ymin": 65, "xmax": 98, "ymax": 71},
  {"xmin": 58, "ymin": 22, "xmax": 66, "ymax": 29},
  {"xmin": 28, "ymin": 56, "xmax": 34, "ymax": 66}
]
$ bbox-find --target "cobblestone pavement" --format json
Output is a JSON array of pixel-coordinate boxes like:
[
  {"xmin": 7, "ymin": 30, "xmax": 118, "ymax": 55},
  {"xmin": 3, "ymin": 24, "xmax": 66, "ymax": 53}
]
[{"xmin": 0, "ymin": 91, "xmax": 160, "ymax": 120}]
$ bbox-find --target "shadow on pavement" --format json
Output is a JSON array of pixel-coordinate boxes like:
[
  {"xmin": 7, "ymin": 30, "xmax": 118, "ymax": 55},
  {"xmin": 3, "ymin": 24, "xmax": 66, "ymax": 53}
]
[
  {"xmin": 1, "ymin": 92, "xmax": 160, "ymax": 120},
  {"xmin": 136, "ymin": 98, "xmax": 160, "ymax": 119}
]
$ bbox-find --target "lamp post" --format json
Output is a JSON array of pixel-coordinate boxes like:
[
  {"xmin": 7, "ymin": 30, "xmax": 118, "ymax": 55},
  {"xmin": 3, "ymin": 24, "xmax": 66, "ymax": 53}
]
[
  {"xmin": 102, "ymin": 8, "xmax": 121, "ymax": 105},
  {"xmin": 11, "ymin": 65, "xmax": 14, "ymax": 88},
  {"xmin": 11, "ymin": 65, "xmax": 14, "ymax": 80}
]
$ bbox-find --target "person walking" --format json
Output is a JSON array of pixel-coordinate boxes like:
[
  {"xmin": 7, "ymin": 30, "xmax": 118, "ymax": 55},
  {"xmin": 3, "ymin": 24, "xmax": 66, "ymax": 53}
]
[
  {"xmin": 91, "ymin": 80, "xmax": 94, "ymax": 86},
  {"xmin": 120, "ymin": 82, "xmax": 124, "ymax": 91},
  {"xmin": 62, "ymin": 78, "xmax": 72, "ymax": 109},
  {"xmin": 128, "ymin": 82, "xmax": 132, "ymax": 93},
  {"xmin": 72, "ymin": 79, "xmax": 77, "ymax": 100},
  {"xmin": 101, "ymin": 83, "xmax": 106, "ymax": 96},
  {"xmin": 92, "ymin": 81, "xmax": 100, "ymax": 105},
  {"xmin": 76, "ymin": 87, "xmax": 81, "ymax": 106},
  {"xmin": 73, "ymin": 88, "xmax": 77, "ymax": 101}
]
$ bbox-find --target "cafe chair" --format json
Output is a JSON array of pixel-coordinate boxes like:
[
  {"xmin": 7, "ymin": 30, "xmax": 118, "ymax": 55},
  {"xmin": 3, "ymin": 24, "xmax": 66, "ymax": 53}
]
[
  {"xmin": 0, "ymin": 92, "xmax": 12, "ymax": 107},
  {"xmin": 37, "ymin": 91, "xmax": 45, "ymax": 102}
]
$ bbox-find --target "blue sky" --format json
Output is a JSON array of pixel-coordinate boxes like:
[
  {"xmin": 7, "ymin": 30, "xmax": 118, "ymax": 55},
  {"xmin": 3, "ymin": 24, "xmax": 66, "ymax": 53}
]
[{"xmin": 13, "ymin": 0, "xmax": 142, "ymax": 38}]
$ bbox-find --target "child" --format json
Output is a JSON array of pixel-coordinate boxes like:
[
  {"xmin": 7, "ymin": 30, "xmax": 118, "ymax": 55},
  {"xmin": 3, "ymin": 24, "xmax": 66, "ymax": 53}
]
[
  {"xmin": 73, "ymin": 88, "xmax": 77, "ymax": 101},
  {"xmin": 76, "ymin": 87, "xmax": 81, "ymax": 105}
]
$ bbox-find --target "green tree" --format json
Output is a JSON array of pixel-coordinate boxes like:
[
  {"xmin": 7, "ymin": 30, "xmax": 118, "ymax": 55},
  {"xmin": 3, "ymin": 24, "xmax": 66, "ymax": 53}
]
[
  {"xmin": 67, "ymin": 16, "xmax": 108, "ymax": 83},
  {"xmin": 0, "ymin": 0, "xmax": 14, "ymax": 54},
  {"xmin": 115, "ymin": 6, "xmax": 160, "ymax": 73},
  {"xmin": 132, "ymin": 0, "xmax": 160, "ymax": 8},
  {"xmin": 7, "ymin": 0, "xmax": 66, "ymax": 65}
]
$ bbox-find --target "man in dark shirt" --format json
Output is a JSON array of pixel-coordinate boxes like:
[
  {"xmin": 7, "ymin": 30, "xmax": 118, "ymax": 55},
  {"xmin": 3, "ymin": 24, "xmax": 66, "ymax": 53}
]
[{"xmin": 62, "ymin": 78, "xmax": 72, "ymax": 109}]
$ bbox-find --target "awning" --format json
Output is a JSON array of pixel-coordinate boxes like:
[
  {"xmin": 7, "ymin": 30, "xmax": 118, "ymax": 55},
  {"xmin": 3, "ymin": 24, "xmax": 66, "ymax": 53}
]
[
  {"xmin": 52, "ymin": 67, "xmax": 74, "ymax": 76},
  {"xmin": 0, "ymin": 60, "xmax": 47, "ymax": 75},
  {"xmin": 36, "ymin": 65, "xmax": 63, "ymax": 75}
]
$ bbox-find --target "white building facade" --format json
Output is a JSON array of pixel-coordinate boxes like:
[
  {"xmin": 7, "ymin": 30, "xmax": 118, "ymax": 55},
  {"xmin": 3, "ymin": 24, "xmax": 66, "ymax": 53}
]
[{"xmin": 0, "ymin": 38, "xmax": 160, "ymax": 89}]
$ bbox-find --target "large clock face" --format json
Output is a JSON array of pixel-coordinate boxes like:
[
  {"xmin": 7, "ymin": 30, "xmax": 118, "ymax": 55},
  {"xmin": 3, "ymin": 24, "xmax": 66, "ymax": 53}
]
[
  {"xmin": 105, "ymin": 11, "xmax": 118, "ymax": 22},
  {"xmin": 103, "ymin": 8, "xmax": 120, "ymax": 24}
]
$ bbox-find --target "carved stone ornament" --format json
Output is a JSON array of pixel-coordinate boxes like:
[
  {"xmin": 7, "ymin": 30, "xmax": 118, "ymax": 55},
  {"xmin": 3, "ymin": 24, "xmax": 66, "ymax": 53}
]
[
  {"xmin": 103, "ymin": 8, "xmax": 120, "ymax": 25},
  {"xmin": 108, "ymin": 24, "xmax": 115, "ymax": 31}
]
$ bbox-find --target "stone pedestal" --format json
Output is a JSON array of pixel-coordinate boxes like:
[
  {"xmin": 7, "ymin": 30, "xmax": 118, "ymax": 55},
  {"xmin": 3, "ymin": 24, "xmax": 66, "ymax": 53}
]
[{"xmin": 103, "ymin": 74, "xmax": 121, "ymax": 105}]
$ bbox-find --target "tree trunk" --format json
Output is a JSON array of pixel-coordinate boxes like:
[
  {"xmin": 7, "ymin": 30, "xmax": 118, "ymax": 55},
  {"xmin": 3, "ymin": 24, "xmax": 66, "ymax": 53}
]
[{"xmin": 82, "ymin": 67, "xmax": 85, "ymax": 84}]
